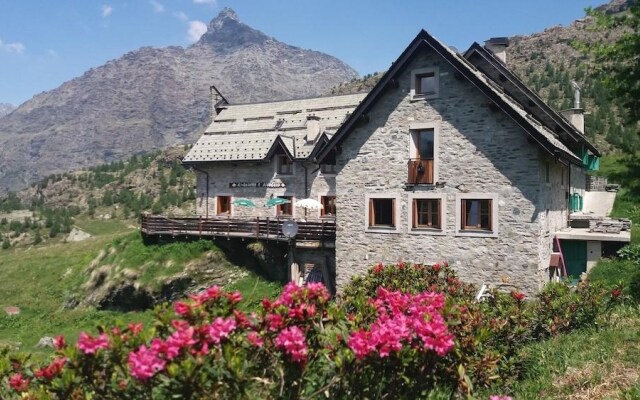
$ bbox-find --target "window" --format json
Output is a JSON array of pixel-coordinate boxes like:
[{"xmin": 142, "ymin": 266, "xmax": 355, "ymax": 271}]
[
  {"xmin": 320, "ymin": 163, "xmax": 336, "ymax": 175},
  {"xmin": 408, "ymin": 123, "xmax": 439, "ymax": 185},
  {"xmin": 320, "ymin": 196, "xmax": 336, "ymax": 217},
  {"xmin": 455, "ymin": 194, "xmax": 498, "ymax": 237},
  {"xmin": 413, "ymin": 198, "xmax": 440, "ymax": 229},
  {"xmin": 369, "ymin": 198, "xmax": 395, "ymax": 228},
  {"xmin": 276, "ymin": 155, "xmax": 293, "ymax": 175},
  {"xmin": 461, "ymin": 199, "xmax": 492, "ymax": 231},
  {"xmin": 545, "ymin": 161, "xmax": 550, "ymax": 184},
  {"xmin": 217, "ymin": 195, "xmax": 231, "ymax": 216},
  {"xmin": 416, "ymin": 72, "xmax": 436, "ymax": 96},
  {"xmin": 276, "ymin": 196, "xmax": 293, "ymax": 217},
  {"xmin": 410, "ymin": 67, "xmax": 439, "ymax": 99}
]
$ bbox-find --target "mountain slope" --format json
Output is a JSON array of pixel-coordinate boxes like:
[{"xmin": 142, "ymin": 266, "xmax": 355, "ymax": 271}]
[
  {"xmin": 0, "ymin": 8, "xmax": 357, "ymax": 194},
  {"xmin": 0, "ymin": 103, "xmax": 15, "ymax": 118}
]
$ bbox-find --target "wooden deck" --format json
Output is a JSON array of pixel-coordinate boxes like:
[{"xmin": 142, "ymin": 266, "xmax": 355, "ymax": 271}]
[{"xmin": 140, "ymin": 214, "xmax": 336, "ymax": 248}]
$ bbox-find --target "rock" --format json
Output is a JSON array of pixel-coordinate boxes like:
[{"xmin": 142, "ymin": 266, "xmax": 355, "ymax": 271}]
[
  {"xmin": 36, "ymin": 336, "xmax": 55, "ymax": 348},
  {"xmin": 67, "ymin": 227, "xmax": 92, "ymax": 242}
]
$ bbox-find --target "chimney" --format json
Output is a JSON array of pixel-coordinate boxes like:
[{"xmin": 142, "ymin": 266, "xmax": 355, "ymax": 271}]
[
  {"xmin": 484, "ymin": 37, "xmax": 510, "ymax": 64},
  {"xmin": 561, "ymin": 81, "xmax": 585, "ymax": 134},
  {"xmin": 306, "ymin": 115, "xmax": 321, "ymax": 143}
]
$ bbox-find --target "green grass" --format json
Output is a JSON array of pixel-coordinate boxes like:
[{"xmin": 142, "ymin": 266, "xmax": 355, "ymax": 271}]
[
  {"xmin": 482, "ymin": 304, "xmax": 640, "ymax": 399},
  {"xmin": 0, "ymin": 229, "xmax": 153, "ymax": 351}
]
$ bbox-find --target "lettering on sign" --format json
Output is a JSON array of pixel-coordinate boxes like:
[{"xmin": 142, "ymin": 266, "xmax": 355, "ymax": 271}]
[{"xmin": 229, "ymin": 182, "xmax": 286, "ymax": 188}]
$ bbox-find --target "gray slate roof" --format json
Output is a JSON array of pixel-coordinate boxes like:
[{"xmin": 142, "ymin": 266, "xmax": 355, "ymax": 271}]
[{"xmin": 183, "ymin": 93, "xmax": 366, "ymax": 163}]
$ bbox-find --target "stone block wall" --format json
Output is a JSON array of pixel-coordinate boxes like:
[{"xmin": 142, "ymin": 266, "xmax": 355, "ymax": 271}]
[
  {"xmin": 334, "ymin": 51, "xmax": 547, "ymax": 295},
  {"xmin": 586, "ymin": 175, "xmax": 608, "ymax": 191},
  {"xmin": 193, "ymin": 160, "xmax": 335, "ymax": 220}
]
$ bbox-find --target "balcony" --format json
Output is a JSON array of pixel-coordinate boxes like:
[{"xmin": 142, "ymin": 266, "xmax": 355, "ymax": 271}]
[{"xmin": 407, "ymin": 158, "xmax": 434, "ymax": 185}]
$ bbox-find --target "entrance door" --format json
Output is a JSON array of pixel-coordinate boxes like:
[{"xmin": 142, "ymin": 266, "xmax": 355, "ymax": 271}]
[{"xmin": 561, "ymin": 240, "xmax": 587, "ymax": 280}]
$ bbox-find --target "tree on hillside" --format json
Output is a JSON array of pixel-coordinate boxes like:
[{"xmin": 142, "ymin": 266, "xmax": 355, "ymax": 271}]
[{"xmin": 585, "ymin": 1, "xmax": 640, "ymax": 148}]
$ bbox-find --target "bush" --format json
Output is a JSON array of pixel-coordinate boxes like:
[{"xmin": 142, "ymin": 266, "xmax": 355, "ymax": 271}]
[
  {"xmin": 0, "ymin": 262, "xmax": 622, "ymax": 399},
  {"xmin": 618, "ymin": 243, "xmax": 640, "ymax": 264}
]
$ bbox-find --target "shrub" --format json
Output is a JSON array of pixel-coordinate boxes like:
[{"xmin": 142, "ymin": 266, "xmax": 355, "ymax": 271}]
[
  {"xmin": 617, "ymin": 243, "xmax": 640, "ymax": 264},
  {"xmin": 0, "ymin": 262, "xmax": 622, "ymax": 399}
]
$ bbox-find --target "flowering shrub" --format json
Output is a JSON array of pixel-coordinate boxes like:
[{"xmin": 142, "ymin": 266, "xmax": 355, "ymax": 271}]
[{"xmin": 0, "ymin": 262, "xmax": 622, "ymax": 399}]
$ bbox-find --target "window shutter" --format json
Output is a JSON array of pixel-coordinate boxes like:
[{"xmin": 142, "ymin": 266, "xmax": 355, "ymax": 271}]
[{"xmin": 391, "ymin": 198, "xmax": 396, "ymax": 227}]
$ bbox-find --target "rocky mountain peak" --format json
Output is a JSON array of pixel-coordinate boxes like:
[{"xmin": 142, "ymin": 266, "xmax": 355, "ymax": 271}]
[
  {"xmin": 210, "ymin": 7, "xmax": 239, "ymax": 29},
  {"xmin": 198, "ymin": 8, "xmax": 269, "ymax": 49}
]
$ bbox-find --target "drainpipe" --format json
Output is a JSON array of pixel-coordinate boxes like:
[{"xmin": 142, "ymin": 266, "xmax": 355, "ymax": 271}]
[{"xmin": 189, "ymin": 164, "xmax": 210, "ymax": 219}]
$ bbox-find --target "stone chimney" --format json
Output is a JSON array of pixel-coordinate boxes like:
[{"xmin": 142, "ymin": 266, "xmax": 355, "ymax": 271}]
[
  {"xmin": 306, "ymin": 115, "xmax": 321, "ymax": 143},
  {"xmin": 484, "ymin": 37, "xmax": 510, "ymax": 64},
  {"xmin": 561, "ymin": 81, "xmax": 585, "ymax": 134}
]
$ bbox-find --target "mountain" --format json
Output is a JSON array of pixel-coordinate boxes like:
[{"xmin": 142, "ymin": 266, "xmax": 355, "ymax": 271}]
[
  {"xmin": 0, "ymin": 8, "xmax": 358, "ymax": 194},
  {"xmin": 0, "ymin": 103, "xmax": 15, "ymax": 118}
]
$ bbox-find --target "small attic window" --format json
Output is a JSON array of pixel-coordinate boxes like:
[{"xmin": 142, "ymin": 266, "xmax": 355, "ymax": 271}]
[
  {"xmin": 411, "ymin": 67, "xmax": 439, "ymax": 100},
  {"xmin": 274, "ymin": 119, "xmax": 285, "ymax": 130}
]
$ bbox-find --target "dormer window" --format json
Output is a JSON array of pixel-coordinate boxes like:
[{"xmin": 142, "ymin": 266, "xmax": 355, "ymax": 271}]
[
  {"xmin": 276, "ymin": 155, "xmax": 293, "ymax": 175},
  {"xmin": 416, "ymin": 72, "xmax": 436, "ymax": 95}
]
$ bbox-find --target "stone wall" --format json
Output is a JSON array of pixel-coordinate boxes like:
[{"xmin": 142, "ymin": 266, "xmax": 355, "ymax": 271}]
[
  {"xmin": 194, "ymin": 160, "xmax": 335, "ymax": 220},
  {"xmin": 334, "ymin": 50, "xmax": 547, "ymax": 295},
  {"xmin": 586, "ymin": 175, "xmax": 608, "ymax": 191},
  {"xmin": 537, "ymin": 156, "xmax": 570, "ymax": 283}
]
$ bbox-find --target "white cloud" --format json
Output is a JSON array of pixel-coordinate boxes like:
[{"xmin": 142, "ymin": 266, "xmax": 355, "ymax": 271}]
[
  {"xmin": 47, "ymin": 49, "xmax": 58, "ymax": 57},
  {"xmin": 150, "ymin": 0, "xmax": 165, "ymax": 13},
  {"xmin": 101, "ymin": 4, "xmax": 113, "ymax": 17},
  {"xmin": 0, "ymin": 38, "xmax": 25, "ymax": 54},
  {"xmin": 193, "ymin": 0, "xmax": 216, "ymax": 5},
  {"xmin": 173, "ymin": 11, "xmax": 189, "ymax": 21},
  {"xmin": 187, "ymin": 20, "xmax": 207, "ymax": 42}
]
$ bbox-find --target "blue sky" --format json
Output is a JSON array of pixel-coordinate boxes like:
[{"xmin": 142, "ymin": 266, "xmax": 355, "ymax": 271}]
[{"xmin": 0, "ymin": 0, "xmax": 605, "ymax": 106}]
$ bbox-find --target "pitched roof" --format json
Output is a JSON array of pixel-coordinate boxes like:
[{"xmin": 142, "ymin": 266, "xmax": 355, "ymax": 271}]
[
  {"xmin": 183, "ymin": 93, "xmax": 366, "ymax": 163},
  {"xmin": 463, "ymin": 43, "xmax": 600, "ymax": 157},
  {"xmin": 316, "ymin": 30, "xmax": 584, "ymax": 165}
]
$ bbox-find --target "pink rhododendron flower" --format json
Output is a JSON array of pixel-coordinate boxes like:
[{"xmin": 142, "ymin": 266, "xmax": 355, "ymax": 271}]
[
  {"xmin": 275, "ymin": 326, "xmax": 308, "ymax": 363},
  {"xmin": 265, "ymin": 313, "xmax": 285, "ymax": 331},
  {"xmin": 165, "ymin": 326, "xmax": 197, "ymax": 360},
  {"xmin": 34, "ymin": 357, "xmax": 66, "ymax": 381},
  {"xmin": 77, "ymin": 332, "xmax": 109, "ymax": 354},
  {"xmin": 347, "ymin": 289, "xmax": 454, "ymax": 358},
  {"xmin": 246, "ymin": 331, "xmax": 264, "ymax": 348},
  {"xmin": 9, "ymin": 373, "xmax": 30, "ymax": 392},
  {"xmin": 54, "ymin": 335, "xmax": 66, "ymax": 350},
  {"xmin": 128, "ymin": 345, "xmax": 166, "ymax": 381},
  {"xmin": 174, "ymin": 301, "xmax": 191, "ymax": 316},
  {"xmin": 128, "ymin": 322, "xmax": 143, "ymax": 335},
  {"xmin": 207, "ymin": 317, "xmax": 237, "ymax": 344},
  {"xmin": 226, "ymin": 291, "xmax": 243, "ymax": 304}
]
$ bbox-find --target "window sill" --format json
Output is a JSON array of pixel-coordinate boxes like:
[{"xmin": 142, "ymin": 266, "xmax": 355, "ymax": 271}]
[
  {"xmin": 410, "ymin": 93, "xmax": 438, "ymax": 102},
  {"xmin": 455, "ymin": 229, "xmax": 497, "ymax": 238},
  {"xmin": 410, "ymin": 228, "xmax": 445, "ymax": 236},
  {"xmin": 366, "ymin": 226, "xmax": 399, "ymax": 234},
  {"xmin": 404, "ymin": 183, "xmax": 436, "ymax": 191}
]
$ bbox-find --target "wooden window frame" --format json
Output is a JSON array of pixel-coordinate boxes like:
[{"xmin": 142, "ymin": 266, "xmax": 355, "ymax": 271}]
[
  {"xmin": 413, "ymin": 198, "xmax": 441, "ymax": 229},
  {"xmin": 275, "ymin": 195, "xmax": 294, "ymax": 217},
  {"xmin": 216, "ymin": 195, "xmax": 232, "ymax": 216},
  {"xmin": 408, "ymin": 193, "xmax": 446, "ymax": 235},
  {"xmin": 365, "ymin": 194, "xmax": 401, "ymax": 233},
  {"xmin": 320, "ymin": 195, "xmax": 336, "ymax": 217},
  {"xmin": 276, "ymin": 155, "xmax": 294, "ymax": 175},
  {"xmin": 408, "ymin": 122, "xmax": 440, "ymax": 185},
  {"xmin": 455, "ymin": 194, "xmax": 499, "ymax": 237}
]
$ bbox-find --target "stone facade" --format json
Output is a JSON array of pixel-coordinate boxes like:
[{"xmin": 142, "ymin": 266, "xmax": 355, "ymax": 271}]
[
  {"xmin": 194, "ymin": 160, "xmax": 335, "ymax": 220},
  {"xmin": 333, "ymin": 51, "xmax": 570, "ymax": 294}
]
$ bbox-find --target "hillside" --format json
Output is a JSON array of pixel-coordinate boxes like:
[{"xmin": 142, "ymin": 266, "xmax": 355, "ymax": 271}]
[
  {"xmin": 0, "ymin": 8, "xmax": 357, "ymax": 194},
  {"xmin": 329, "ymin": 0, "xmax": 636, "ymax": 152},
  {"xmin": 0, "ymin": 103, "xmax": 15, "ymax": 118}
]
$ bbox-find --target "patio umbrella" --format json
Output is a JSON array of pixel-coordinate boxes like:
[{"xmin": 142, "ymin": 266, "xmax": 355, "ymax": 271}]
[
  {"xmin": 295, "ymin": 198, "xmax": 324, "ymax": 210},
  {"xmin": 265, "ymin": 197, "xmax": 291, "ymax": 207},
  {"xmin": 232, "ymin": 198, "xmax": 256, "ymax": 207}
]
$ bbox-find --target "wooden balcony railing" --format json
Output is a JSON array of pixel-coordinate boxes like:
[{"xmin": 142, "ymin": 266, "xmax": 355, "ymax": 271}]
[
  {"xmin": 407, "ymin": 158, "xmax": 434, "ymax": 185},
  {"xmin": 140, "ymin": 214, "xmax": 336, "ymax": 244}
]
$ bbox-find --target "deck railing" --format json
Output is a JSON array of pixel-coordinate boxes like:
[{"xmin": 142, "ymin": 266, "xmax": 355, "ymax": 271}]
[
  {"xmin": 140, "ymin": 214, "xmax": 336, "ymax": 243},
  {"xmin": 407, "ymin": 158, "xmax": 434, "ymax": 185}
]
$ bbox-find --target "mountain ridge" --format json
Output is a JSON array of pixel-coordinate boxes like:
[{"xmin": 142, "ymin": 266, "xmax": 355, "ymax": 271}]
[{"xmin": 0, "ymin": 9, "xmax": 357, "ymax": 194}]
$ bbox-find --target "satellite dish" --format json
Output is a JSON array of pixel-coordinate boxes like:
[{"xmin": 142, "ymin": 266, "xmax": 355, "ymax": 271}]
[{"xmin": 281, "ymin": 220, "xmax": 298, "ymax": 239}]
